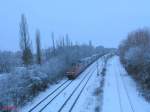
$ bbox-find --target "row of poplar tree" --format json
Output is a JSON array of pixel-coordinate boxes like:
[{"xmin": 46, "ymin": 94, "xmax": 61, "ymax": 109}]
[{"xmin": 20, "ymin": 14, "xmax": 41, "ymax": 65}]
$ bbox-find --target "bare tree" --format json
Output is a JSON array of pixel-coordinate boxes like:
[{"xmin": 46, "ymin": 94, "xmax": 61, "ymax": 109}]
[
  {"xmin": 65, "ymin": 34, "xmax": 70, "ymax": 47},
  {"xmin": 89, "ymin": 40, "xmax": 93, "ymax": 47},
  {"xmin": 19, "ymin": 14, "xmax": 33, "ymax": 65},
  {"xmin": 51, "ymin": 32, "xmax": 56, "ymax": 55},
  {"xmin": 36, "ymin": 30, "xmax": 42, "ymax": 64},
  {"xmin": 62, "ymin": 36, "xmax": 65, "ymax": 47}
]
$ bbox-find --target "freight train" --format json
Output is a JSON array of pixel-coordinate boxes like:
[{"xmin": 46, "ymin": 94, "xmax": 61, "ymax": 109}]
[{"xmin": 66, "ymin": 54, "xmax": 101, "ymax": 79}]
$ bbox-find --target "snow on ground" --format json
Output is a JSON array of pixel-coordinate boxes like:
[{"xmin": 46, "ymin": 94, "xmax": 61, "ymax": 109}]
[
  {"xmin": 71, "ymin": 59, "xmax": 103, "ymax": 112},
  {"xmin": 39, "ymin": 68, "xmax": 93, "ymax": 112},
  {"xmin": 21, "ymin": 57, "xmax": 103, "ymax": 112},
  {"xmin": 0, "ymin": 73, "xmax": 9, "ymax": 79},
  {"xmin": 70, "ymin": 69, "xmax": 100, "ymax": 112},
  {"xmin": 102, "ymin": 56, "xmax": 150, "ymax": 112},
  {"xmin": 20, "ymin": 78, "xmax": 68, "ymax": 111}
]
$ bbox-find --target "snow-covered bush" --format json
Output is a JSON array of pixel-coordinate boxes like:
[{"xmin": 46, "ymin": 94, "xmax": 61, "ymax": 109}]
[
  {"xmin": 0, "ymin": 56, "xmax": 69, "ymax": 109},
  {"xmin": 39, "ymin": 56, "xmax": 68, "ymax": 82},
  {"xmin": 0, "ymin": 51, "xmax": 22, "ymax": 73},
  {"xmin": 124, "ymin": 46, "xmax": 144, "ymax": 74},
  {"xmin": 119, "ymin": 28, "xmax": 150, "ymax": 101},
  {"xmin": 0, "ymin": 67, "xmax": 48, "ymax": 106}
]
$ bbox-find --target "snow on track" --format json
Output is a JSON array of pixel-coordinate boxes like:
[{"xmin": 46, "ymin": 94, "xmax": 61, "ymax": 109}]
[
  {"xmin": 40, "ymin": 68, "xmax": 94, "ymax": 112},
  {"xmin": 102, "ymin": 56, "xmax": 150, "ymax": 112},
  {"xmin": 70, "ymin": 68, "xmax": 99, "ymax": 112},
  {"xmin": 59, "ymin": 68, "xmax": 96, "ymax": 112},
  {"xmin": 21, "ymin": 79, "xmax": 70, "ymax": 112}
]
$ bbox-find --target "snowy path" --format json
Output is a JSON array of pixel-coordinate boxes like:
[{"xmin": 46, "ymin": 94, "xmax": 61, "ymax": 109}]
[
  {"xmin": 21, "ymin": 57, "xmax": 104, "ymax": 112},
  {"xmin": 102, "ymin": 56, "xmax": 150, "ymax": 112}
]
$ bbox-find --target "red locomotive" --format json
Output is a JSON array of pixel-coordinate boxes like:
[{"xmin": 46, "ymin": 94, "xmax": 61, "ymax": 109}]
[
  {"xmin": 66, "ymin": 54, "xmax": 101, "ymax": 80},
  {"xmin": 66, "ymin": 62, "xmax": 84, "ymax": 79}
]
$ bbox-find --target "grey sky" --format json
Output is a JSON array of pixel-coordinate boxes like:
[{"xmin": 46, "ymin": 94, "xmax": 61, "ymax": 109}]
[{"xmin": 0, "ymin": 0, "xmax": 150, "ymax": 51}]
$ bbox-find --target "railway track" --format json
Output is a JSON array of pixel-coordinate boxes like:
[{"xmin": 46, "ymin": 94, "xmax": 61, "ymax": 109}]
[
  {"xmin": 61, "ymin": 69, "xmax": 96, "ymax": 112},
  {"xmin": 27, "ymin": 59, "xmax": 98, "ymax": 112},
  {"xmin": 113, "ymin": 59, "xmax": 135, "ymax": 112},
  {"xmin": 117, "ymin": 61, "xmax": 135, "ymax": 112},
  {"xmin": 38, "ymin": 68, "xmax": 94, "ymax": 112},
  {"xmin": 113, "ymin": 61, "xmax": 123, "ymax": 112},
  {"xmin": 28, "ymin": 80, "xmax": 69, "ymax": 112},
  {"xmin": 57, "ymin": 69, "xmax": 96, "ymax": 112}
]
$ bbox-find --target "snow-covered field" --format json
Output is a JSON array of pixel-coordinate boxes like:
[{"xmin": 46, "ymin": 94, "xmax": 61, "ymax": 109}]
[
  {"xmin": 102, "ymin": 56, "xmax": 150, "ymax": 112},
  {"xmin": 21, "ymin": 57, "xmax": 104, "ymax": 112}
]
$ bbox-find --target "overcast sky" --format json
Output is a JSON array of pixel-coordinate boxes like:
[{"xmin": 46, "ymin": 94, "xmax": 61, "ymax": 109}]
[{"xmin": 0, "ymin": 0, "xmax": 150, "ymax": 51}]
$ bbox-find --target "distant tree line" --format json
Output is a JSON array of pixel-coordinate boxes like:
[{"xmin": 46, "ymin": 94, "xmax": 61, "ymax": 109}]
[
  {"xmin": 19, "ymin": 14, "xmax": 107, "ymax": 67},
  {"xmin": 0, "ymin": 14, "xmax": 109, "ymax": 73}
]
